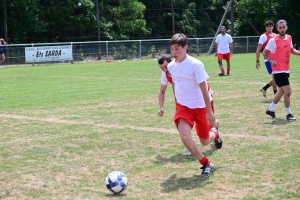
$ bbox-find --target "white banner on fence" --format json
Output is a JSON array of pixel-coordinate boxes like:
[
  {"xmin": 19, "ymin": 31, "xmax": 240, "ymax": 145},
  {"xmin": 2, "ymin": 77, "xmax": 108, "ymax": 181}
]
[{"xmin": 25, "ymin": 45, "xmax": 73, "ymax": 63}]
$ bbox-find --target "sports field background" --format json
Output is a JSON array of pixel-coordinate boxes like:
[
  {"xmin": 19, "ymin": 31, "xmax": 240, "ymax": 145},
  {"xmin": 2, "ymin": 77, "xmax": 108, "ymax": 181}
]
[{"xmin": 0, "ymin": 53, "xmax": 299, "ymax": 199}]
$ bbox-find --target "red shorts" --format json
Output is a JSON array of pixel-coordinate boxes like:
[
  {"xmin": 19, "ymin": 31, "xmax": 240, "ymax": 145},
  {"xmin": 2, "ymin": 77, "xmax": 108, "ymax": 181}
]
[
  {"xmin": 217, "ymin": 53, "xmax": 231, "ymax": 61},
  {"xmin": 174, "ymin": 103, "xmax": 211, "ymax": 139}
]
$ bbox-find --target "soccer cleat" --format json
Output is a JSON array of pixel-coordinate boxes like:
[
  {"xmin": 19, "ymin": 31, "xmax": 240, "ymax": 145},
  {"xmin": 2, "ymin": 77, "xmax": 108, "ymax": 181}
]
[
  {"xmin": 183, "ymin": 149, "xmax": 192, "ymax": 156},
  {"xmin": 218, "ymin": 73, "xmax": 225, "ymax": 76},
  {"xmin": 259, "ymin": 87, "xmax": 267, "ymax": 98},
  {"xmin": 227, "ymin": 73, "xmax": 230, "ymax": 76},
  {"xmin": 266, "ymin": 110, "xmax": 276, "ymax": 118},
  {"xmin": 200, "ymin": 162, "xmax": 215, "ymax": 178},
  {"xmin": 286, "ymin": 113, "xmax": 296, "ymax": 120},
  {"xmin": 211, "ymin": 127, "xmax": 222, "ymax": 149}
]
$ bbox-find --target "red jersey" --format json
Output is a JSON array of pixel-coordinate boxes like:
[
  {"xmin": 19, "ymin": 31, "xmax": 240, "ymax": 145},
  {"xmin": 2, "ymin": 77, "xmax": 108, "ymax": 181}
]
[
  {"xmin": 262, "ymin": 32, "xmax": 275, "ymax": 59},
  {"xmin": 270, "ymin": 35, "xmax": 292, "ymax": 72},
  {"xmin": 166, "ymin": 73, "xmax": 173, "ymax": 84}
]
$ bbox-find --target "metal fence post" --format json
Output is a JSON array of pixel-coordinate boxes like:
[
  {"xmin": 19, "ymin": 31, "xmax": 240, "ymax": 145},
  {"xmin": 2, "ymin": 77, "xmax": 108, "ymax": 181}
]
[
  {"xmin": 139, "ymin": 40, "xmax": 141, "ymax": 59},
  {"xmin": 106, "ymin": 41, "xmax": 108, "ymax": 59}
]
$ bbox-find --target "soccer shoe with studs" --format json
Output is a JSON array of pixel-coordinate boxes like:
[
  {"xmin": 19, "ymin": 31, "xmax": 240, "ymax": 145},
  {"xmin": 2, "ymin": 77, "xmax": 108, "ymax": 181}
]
[
  {"xmin": 200, "ymin": 163, "xmax": 215, "ymax": 178},
  {"xmin": 211, "ymin": 127, "xmax": 222, "ymax": 149},
  {"xmin": 183, "ymin": 149, "xmax": 192, "ymax": 156},
  {"xmin": 286, "ymin": 113, "xmax": 296, "ymax": 120},
  {"xmin": 259, "ymin": 87, "xmax": 267, "ymax": 98},
  {"xmin": 266, "ymin": 110, "xmax": 276, "ymax": 118}
]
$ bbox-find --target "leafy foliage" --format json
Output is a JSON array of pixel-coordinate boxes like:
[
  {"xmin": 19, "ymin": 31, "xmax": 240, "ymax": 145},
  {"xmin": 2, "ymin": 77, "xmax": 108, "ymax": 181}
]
[{"xmin": 0, "ymin": 0, "xmax": 300, "ymax": 44}]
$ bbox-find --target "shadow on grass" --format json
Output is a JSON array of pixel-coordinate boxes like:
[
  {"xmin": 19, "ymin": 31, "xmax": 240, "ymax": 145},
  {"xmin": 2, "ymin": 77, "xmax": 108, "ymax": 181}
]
[
  {"xmin": 105, "ymin": 193, "xmax": 128, "ymax": 198},
  {"xmin": 265, "ymin": 118, "xmax": 296, "ymax": 126},
  {"xmin": 155, "ymin": 147, "xmax": 217, "ymax": 164},
  {"xmin": 160, "ymin": 174, "xmax": 213, "ymax": 193}
]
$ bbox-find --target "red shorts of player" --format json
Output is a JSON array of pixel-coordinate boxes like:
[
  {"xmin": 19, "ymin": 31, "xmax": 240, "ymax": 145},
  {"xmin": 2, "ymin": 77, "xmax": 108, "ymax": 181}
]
[
  {"xmin": 217, "ymin": 53, "xmax": 231, "ymax": 61},
  {"xmin": 174, "ymin": 103, "xmax": 211, "ymax": 139}
]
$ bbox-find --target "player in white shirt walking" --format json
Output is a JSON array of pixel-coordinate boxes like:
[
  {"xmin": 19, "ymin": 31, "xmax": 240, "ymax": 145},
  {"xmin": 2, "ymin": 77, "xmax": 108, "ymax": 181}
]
[
  {"xmin": 215, "ymin": 26, "xmax": 233, "ymax": 76},
  {"xmin": 256, "ymin": 20, "xmax": 277, "ymax": 98}
]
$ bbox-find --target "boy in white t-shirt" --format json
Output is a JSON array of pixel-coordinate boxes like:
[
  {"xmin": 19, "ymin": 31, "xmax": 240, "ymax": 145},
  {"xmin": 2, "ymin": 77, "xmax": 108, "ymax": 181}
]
[
  {"xmin": 255, "ymin": 20, "xmax": 277, "ymax": 98},
  {"xmin": 215, "ymin": 26, "xmax": 233, "ymax": 76},
  {"xmin": 167, "ymin": 33, "xmax": 222, "ymax": 178},
  {"xmin": 157, "ymin": 54, "xmax": 219, "ymax": 156}
]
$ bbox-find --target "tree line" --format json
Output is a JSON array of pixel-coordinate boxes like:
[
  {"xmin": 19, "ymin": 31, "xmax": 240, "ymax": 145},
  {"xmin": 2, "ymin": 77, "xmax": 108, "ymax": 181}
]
[{"xmin": 1, "ymin": 0, "xmax": 299, "ymax": 44}]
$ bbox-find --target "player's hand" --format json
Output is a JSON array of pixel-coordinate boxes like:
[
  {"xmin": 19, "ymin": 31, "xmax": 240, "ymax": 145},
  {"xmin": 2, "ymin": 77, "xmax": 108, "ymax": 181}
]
[
  {"xmin": 256, "ymin": 62, "xmax": 260, "ymax": 69},
  {"xmin": 215, "ymin": 53, "xmax": 217, "ymax": 57},
  {"xmin": 158, "ymin": 108, "xmax": 164, "ymax": 116},
  {"xmin": 270, "ymin": 60, "xmax": 277, "ymax": 66},
  {"xmin": 206, "ymin": 111, "xmax": 216, "ymax": 126}
]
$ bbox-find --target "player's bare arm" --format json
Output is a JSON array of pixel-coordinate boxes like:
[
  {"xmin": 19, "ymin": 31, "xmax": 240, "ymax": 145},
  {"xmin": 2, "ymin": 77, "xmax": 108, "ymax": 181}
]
[
  {"xmin": 199, "ymin": 81, "xmax": 215, "ymax": 125},
  {"xmin": 262, "ymin": 49, "xmax": 277, "ymax": 66},
  {"xmin": 229, "ymin": 43, "xmax": 233, "ymax": 56},
  {"xmin": 215, "ymin": 43, "xmax": 218, "ymax": 56},
  {"xmin": 291, "ymin": 47, "xmax": 300, "ymax": 56},
  {"xmin": 158, "ymin": 84, "xmax": 167, "ymax": 116},
  {"xmin": 255, "ymin": 43, "xmax": 263, "ymax": 69}
]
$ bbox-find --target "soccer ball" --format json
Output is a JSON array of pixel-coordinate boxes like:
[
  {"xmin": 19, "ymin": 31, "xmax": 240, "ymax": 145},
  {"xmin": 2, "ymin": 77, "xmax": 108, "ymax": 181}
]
[{"xmin": 105, "ymin": 171, "xmax": 128, "ymax": 194}]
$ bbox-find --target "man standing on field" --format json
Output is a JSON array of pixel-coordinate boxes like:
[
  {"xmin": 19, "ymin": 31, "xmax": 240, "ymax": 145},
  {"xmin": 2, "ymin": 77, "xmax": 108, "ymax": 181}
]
[
  {"xmin": 215, "ymin": 26, "xmax": 233, "ymax": 76},
  {"xmin": 263, "ymin": 19, "xmax": 300, "ymax": 120}
]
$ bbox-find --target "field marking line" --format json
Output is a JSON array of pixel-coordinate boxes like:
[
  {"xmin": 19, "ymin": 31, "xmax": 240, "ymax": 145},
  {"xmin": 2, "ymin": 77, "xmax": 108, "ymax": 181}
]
[{"xmin": 0, "ymin": 113, "xmax": 299, "ymax": 144}]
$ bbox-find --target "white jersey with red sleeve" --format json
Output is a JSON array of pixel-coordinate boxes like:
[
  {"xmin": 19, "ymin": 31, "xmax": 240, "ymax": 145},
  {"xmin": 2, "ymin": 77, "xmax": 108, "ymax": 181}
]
[{"xmin": 167, "ymin": 55, "xmax": 209, "ymax": 108}]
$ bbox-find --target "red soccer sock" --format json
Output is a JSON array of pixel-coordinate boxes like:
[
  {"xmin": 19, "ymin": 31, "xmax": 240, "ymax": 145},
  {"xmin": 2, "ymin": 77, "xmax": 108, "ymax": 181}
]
[
  {"xmin": 211, "ymin": 128, "xmax": 219, "ymax": 140},
  {"xmin": 227, "ymin": 68, "xmax": 230, "ymax": 74},
  {"xmin": 199, "ymin": 156, "xmax": 210, "ymax": 166},
  {"xmin": 221, "ymin": 68, "xmax": 225, "ymax": 73}
]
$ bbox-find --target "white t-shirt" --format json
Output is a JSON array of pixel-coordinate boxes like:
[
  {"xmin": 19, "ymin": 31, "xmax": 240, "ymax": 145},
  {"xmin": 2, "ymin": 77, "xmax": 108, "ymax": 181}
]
[
  {"xmin": 161, "ymin": 71, "xmax": 168, "ymax": 86},
  {"xmin": 167, "ymin": 55, "xmax": 209, "ymax": 108},
  {"xmin": 215, "ymin": 33, "xmax": 233, "ymax": 54},
  {"xmin": 258, "ymin": 33, "xmax": 275, "ymax": 62},
  {"xmin": 258, "ymin": 33, "xmax": 275, "ymax": 45}
]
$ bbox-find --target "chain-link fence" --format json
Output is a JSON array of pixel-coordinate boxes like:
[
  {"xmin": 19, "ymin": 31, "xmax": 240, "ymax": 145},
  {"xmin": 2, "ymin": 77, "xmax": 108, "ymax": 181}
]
[{"xmin": 2, "ymin": 36, "xmax": 259, "ymax": 65}]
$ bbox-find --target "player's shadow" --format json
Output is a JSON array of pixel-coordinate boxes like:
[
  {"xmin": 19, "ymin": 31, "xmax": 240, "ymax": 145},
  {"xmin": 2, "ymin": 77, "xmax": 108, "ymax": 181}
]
[
  {"xmin": 154, "ymin": 146, "xmax": 217, "ymax": 165},
  {"xmin": 160, "ymin": 174, "xmax": 213, "ymax": 193},
  {"xmin": 264, "ymin": 118, "xmax": 296, "ymax": 126}
]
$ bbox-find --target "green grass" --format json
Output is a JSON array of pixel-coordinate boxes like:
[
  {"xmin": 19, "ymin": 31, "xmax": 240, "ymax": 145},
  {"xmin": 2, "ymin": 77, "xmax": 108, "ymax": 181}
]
[{"xmin": 0, "ymin": 53, "xmax": 300, "ymax": 199}]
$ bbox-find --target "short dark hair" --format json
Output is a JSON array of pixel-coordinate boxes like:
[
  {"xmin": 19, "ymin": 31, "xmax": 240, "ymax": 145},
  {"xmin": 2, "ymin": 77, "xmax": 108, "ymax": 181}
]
[
  {"xmin": 169, "ymin": 33, "xmax": 187, "ymax": 47},
  {"xmin": 276, "ymin": 19, "xmax": 287, "ymax": 27},
  {"xmin": 158, "ymin": 54, "xmax": 171, "ymax": 65},
  {"xmin": 264, "ymin": 20, "xmax": 274, "ymax": 27}
]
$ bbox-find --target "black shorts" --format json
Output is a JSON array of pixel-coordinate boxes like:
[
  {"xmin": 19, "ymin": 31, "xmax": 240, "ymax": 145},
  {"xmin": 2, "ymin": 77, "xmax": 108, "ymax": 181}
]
[
  {"xmin": 274, "ymin": 73, "xmax": 290, "ymax": 87},
  {"xmin": 0, "ymin": 50, "xmax": 3, "ymax": 54}
]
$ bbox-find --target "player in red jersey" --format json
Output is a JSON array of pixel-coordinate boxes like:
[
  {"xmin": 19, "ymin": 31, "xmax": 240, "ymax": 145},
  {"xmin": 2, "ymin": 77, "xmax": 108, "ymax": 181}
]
[{"xmin": 263, "ymin": 19, "xmax": 300, "ymax": 120}]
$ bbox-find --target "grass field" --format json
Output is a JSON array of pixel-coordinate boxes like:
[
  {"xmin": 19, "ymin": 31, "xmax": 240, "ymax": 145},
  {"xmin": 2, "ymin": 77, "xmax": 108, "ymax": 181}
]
[{"xmin": 0, "ymin": 53, "xmax": 300, "ymax": 200}]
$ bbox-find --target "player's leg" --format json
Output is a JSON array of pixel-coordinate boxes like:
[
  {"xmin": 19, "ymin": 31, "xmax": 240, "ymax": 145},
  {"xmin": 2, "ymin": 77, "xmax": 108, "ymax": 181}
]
[
  {"xmin": 217, "ymin": 54, "xmax": 225, "ymax": 76},
  {"xmin": 259, "ymin": 61, "xmax": 273, "ymax": 98},
  {"xmin": 225, "ymin": 53, "xmax": 231, "ymax": 75},
  {"xmin": 266, "ymin": 73, "xmax": 285, "ymax": 118},
  {"xmin": 193, "ymin": 108, "xmax": 219, "ymax": 178},
  {"xmin": 177, "ymin": 119, "xmax": 205, "ymax": 159},
  {"xmin": 0, "ymin": 53, "xmax": 4, "ymax": 67}
]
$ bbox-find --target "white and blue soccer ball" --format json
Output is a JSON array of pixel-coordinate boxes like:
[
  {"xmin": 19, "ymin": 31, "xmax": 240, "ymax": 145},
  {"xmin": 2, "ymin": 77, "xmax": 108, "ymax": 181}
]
[{"xmin": 105, "ymin": 171, "xmax": 128, "ymax": 194}]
